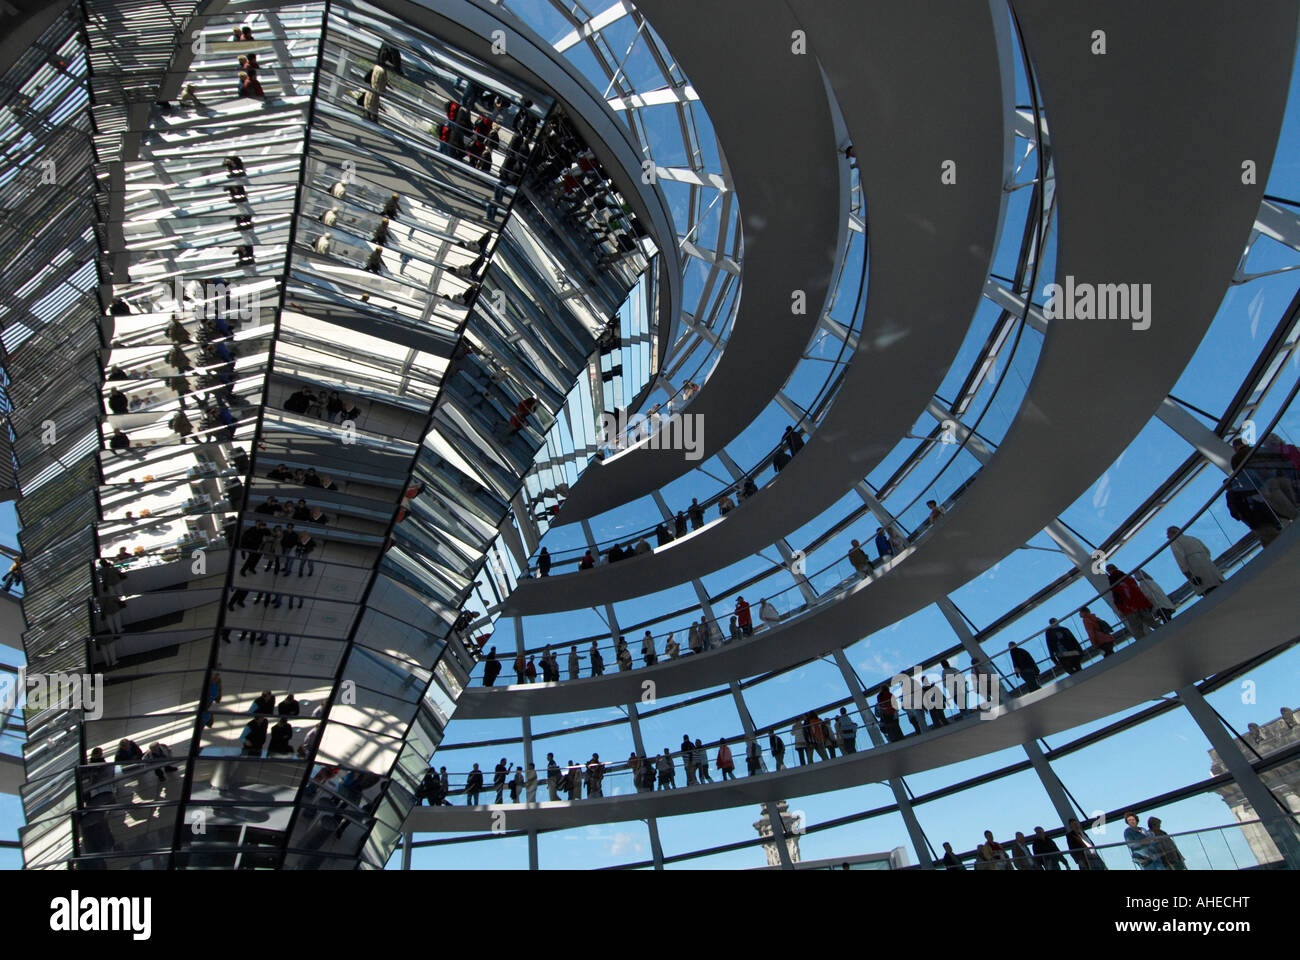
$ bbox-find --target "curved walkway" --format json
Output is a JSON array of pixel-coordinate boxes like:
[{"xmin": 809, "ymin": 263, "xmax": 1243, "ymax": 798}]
[
  {"xmin": 462, "ymin": 0, "xmax": 1297, "ymax": 711},
  {"xmin": 408, "ymin": 520, "xmax": 1300, "ymax": 830},
  {"xmin": 545, "ymin": 0, "xmax": 842, "ymax": 524},
  {"xmin": 503, "ymin": 0, "xmax": 1009, "ymax": 614}
]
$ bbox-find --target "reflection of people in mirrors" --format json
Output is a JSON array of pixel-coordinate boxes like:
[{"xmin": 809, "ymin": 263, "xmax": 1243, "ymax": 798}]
[
  {"xmin": 107, "ymin": 387, "xmax": 128, "ymax": 415},
  {"xmin": 1, "ymin": 557, "xmax": 21, "ymax": 594},
  {"xmin": 242, "ymin": 717, "xmax": 268, "ymax": 757},
  {"xmin": 237, "ymin": 70, "xmax": 264, "ymax": 100},
  {"xmin": 362, "ymin": 64, "xmax": 386, "ymax": 122},
  {"xmin": 166, "ymin": 315, "xmax": 192, "ymax": 344},
  {"xmin": 295, "ymin": 532, "xmax": 317, "ymax": 581}
]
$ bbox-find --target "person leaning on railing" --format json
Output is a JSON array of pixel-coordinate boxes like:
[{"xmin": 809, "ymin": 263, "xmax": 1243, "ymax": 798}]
[
  {"xmin": 1066, "ymin": 818, "xmax": 1107, "ymax": 870},
  {"xmin": 1123, "ymin": 811, "xmax": 1166, "ymax": 870},
  {"xmin": 939, "ymin": 841, "xmax": 966, "ymax": 869},
  {"xmin": 1031, "ymin": 826, "xmax": 1068, "ymax": 870},
  {"xmin": 1007, "ymin": 832, "xmax": 1037, "ymax": 870},
  {"xmin": 1148, "ymin": 817, "xmax": 1187, "ymax": 870},
  {"xmin": 847, "ymin": 539, "xmax": 871, "ymax": 577}
]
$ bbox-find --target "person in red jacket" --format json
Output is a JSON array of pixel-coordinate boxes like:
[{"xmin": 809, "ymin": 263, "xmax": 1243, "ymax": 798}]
[
  {"xmin": 507, "ymin": 397, "xmax": 538, "ymax": 433},
  {"xmin": 1080, "ymin": 607, "xmax": 1116, "ymax": 657},
  {"xmin": 805, "ymin": 711, "xmax": 829, "ymax": 761},
  {"xmin": 716, "ymin": 739, "xmax": 735, "ymax": 781},
  {"xmin": 877, "ymin": 686, "xmax": 904, "ymax": 742},
  {"xmin": 1105, "ymin": 565, "xmax": 1159, "ymax": 639},
  {"xmin": 734, "ymin": 596, "xmax": 753, "ymax": 636},
  {"xmin": 395, "ymin": 482, "xmax": 423, "ymax": 523}
]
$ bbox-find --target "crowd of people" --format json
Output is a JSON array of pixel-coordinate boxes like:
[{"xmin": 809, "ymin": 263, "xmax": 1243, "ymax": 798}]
[
  {"xmin": 98, "ymin": 258, "xmax": 257, "ymax": 652},
  {"xmin": 487, "ymin": 559, "xmax": 1175, "ymax": 692},
  {"xmin": 424, "ymin": 448, "xmax": 1294, "ymax": 824},
  {"xmin": 498, "ymin": 443, "xmax": 1292, "ymax": 700},
  {"xmin": 283, "ymin": 385, "xmax": 364, "ymax": 426},
  {"xmin": 77, "ymin": 726, "xmax": 381, "ymax": 859},
  {"xmin": 105, "ymin": 294, "xmax": 248, "ymax": 455},
  {"xmin": 545, "ymin": 427, "xmax": 809, "ymax": 575},
  {"xmin": 525, "ymin": 414, "xmax": 1298, "ymax": 661},
  {"xmin": 550, "ymin": 428, "xmax": 1295, "ymax": 587},
  {"xmin": 421, "ymin": 679, "xmax": 1011, "ymax": 808},
  {"xmin": 941, "ymin": 813, "xmax": 1187, "ymax": 870},
  {"xmin": 434, "ymin": 88, "xmax": 530, "ymax": 186},
  {"xmin": 224, "ymin": 510, "xmax": 321, "ymax": 618},
  {"xmin": 528, "ymin": 112, "xmax": 644, "ymax": 273},
  {"xmin": 452, "ymin": 491, "xmax": 1290, "ymax": 802},
  {"xmin": 411, "ymin": 746, "xmax": 1191, "ymax": 872},
  {"xmin": 350, "ymin": 35, "xmax": 538, "ymax": 224},
  {"xmin": 233, "ymin": 689, "xmax": 319, "ymax": 758},
  {"xmin": 477, "ymin": 598, "xmax": 787, "ymax": 685}
]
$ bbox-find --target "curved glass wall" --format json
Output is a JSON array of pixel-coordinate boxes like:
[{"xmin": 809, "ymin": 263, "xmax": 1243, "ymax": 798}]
[{"xmin": 403, "ymin": 6, "xmax": 1300, "ymax": 870}]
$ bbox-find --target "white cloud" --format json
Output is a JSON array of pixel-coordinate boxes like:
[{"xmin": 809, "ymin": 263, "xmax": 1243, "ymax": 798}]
[{"xmin": 606, "ymin": 831, "xmax": 644, "ymax": 856}]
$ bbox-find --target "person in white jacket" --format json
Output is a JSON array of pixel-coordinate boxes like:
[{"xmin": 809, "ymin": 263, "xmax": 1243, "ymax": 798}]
[
  {"xmin": 705, "ymin": 615, "xmax": 723, "ymax": 650},
  {"xmin": 1167, "ymin": 526, "xmax": 1225, "ymax": 595},
  {"xmin": 902, "ymin": 671, "xmax": 928, "ymax": 734},
  {"xmin": 759, "ymin": 598, "xmax": 780, "ymax": 625},
  {"xmin": 940, "ymin": 660, "xmax": 968, "ymax": 715},
  {"xmin": 362, "ymin": 64, "xmax": 387, "ymax": 122},
  {"xmin": 792, "ymin": 718, "xmax": 809, "ymax": 765},
  {"xmin": 1132, "ymin": 569, "xmax": 1176, "ymax": 623}
]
